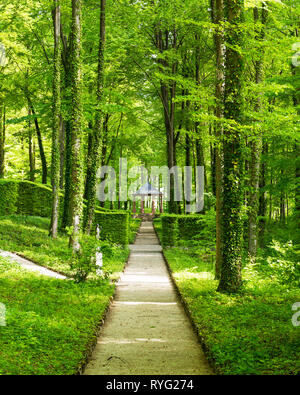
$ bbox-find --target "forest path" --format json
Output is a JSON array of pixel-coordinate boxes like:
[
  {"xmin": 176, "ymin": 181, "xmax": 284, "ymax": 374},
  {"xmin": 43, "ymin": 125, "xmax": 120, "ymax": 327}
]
[
  {"xmin": 0, "ymin": 250, "xmax": 66, "ymax": 280},
  {"xmin": 84, "ymin": 221, "xmax": 212, "ymax": 375}
]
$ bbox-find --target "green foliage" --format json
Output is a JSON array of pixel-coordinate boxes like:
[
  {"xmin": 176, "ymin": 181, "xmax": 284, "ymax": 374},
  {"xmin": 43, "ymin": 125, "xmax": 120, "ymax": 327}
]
[
  {"xmin": 177, "ymin": 215, "xmax": 204, "ymax": 243},
  {"xmin": 0, "ymin": 179, "xmax": 18, "ymax": 215},
  {"xmin": 161, "ymin": 213, "xmax": 211, "ymax": 247},
  {"xmin": 17, "ymin": 181, "xmax": 53, "ymax": 218},
  {"xmin": 248, "ymin": 241, "xmax": 300, "ymax": 287},
  {"xmin": 0, "ymin": 257, "xmax": 115, "ymax": 375},
  {"xmin": 0, "ymin": 215, "xmax": 129, "ymax": 279},
  {"xmin": 155, "ymin": 216, "xmax": 300, "ymax": 374},
  {"xmin": 69, "ymin": 236, "xmax": 101, "ymax": 283},
  {"xmin": 94, "ymin": 210, "xmax": 129, "ymax": 245},
  {"xmin": 129, "ymin": 218, "xmax": 141, "ymax": 244},
  {"xmin": 162, "ymin": 244, "xmax": 300, "ymax": 375},
  {"xmin": 0, "ymin": 180, "xmax": 132, "ymax": 245},
  {"xmin": 161, "ymin": 214, "xmax": 179, "ymax": 247}
]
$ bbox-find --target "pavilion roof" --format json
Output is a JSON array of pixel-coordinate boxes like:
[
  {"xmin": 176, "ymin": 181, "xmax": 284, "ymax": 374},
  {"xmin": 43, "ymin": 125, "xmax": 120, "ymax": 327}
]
[{"xmin": 133, "ymin": 182, "xmax": 163, "ymax": 196}]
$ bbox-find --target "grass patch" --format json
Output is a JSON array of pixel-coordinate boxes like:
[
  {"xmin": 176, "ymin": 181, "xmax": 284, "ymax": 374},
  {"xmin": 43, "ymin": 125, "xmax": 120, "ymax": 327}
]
[
  {"xmin": 0, "ymin": 215, "xmax": 129, "ymax": 278},
  {"xmin": 0, "ymin": 258, "xmax": 116, "ymax": 375},
  {"xmin": 154, "ymin": 219, "xmax": 300, "ymax": 375},
  {"xmin": 0, "ymin": 214, "xmax": 136, "ymax": 374}
]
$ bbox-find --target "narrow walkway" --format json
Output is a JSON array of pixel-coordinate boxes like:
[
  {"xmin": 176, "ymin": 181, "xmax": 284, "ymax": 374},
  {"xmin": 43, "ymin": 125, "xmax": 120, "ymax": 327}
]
[
  {"xmin": 84, "ymin": 222, "xmax": 212, "ymax": 375},
  {"xmin": 0, "ymin": 250, "xmax": 66, "ymax": 280}
]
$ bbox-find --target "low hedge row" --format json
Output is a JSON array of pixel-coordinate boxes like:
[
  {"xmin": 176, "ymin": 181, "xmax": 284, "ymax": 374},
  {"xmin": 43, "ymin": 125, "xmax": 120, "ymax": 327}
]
[
  {"xmin": 94, "ymin": 211, "xmax": 129, "ymax": 246},
  {"xmin": 0, "ymin": 179, "xmax": 130, "ymax": 245},
  {"xmin": 0, "ymin": 180, "xmax": 19, "ymax": 215},
  {"xmin": 161, "ymin": 214, "xmax": 203, "ymax": 247},
  {"xmin": 161, "ymin": 215, "xmax": 178, "ymax": 247},
  {"xmin": 0, "ymin": 180, "xmax": 53, "ymax": 217}
]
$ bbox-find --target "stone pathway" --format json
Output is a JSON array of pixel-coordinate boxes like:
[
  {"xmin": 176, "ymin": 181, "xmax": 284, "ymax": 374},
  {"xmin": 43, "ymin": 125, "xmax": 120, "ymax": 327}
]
[
  {"xmin": 0, "ymin": 250, "xmax": 66, "ymax": 280},
  {"xmin": 84, "ymin": 221, "xmax": 212, "ymax": 375}
]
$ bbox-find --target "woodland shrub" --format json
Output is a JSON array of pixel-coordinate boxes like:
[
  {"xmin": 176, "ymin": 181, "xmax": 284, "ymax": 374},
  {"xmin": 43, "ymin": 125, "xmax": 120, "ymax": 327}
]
[
  {"xmin": 177, "ymin": 215, "xmax": 203, "ymax": 242},
  {"xmin": 161, "ymin": 214, "xmax": 206, "ymax": 247}
]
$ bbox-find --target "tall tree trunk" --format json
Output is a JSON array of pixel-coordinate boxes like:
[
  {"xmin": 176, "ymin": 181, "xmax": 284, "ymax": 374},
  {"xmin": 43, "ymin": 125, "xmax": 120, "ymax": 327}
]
[
  {"xmin": 155, "ymin": 28, "xmax": 178, "ymax": 214},
  {"xmin": 84, "ymin": 122, "xmax": 93, "ymax": 200},
  {"xmin": 210, "ymin": 0, "xmax": 225, "ymax": 280},
  {"xmin": 0, "ymin": 102, "xmax": 5, "ymax": 178},
  {"xmin": 61, "ymin": 120, "xmax": 72, "ymax": 228},
  {"xmin": 280, "ymin": 169, "xmax": 286, "ymax": 223},
  {"xmin": 28, "ymin": 109, "xmax": 35, "ymax": 182},
  {"xmin": 50, "ymin": 0, "xmax": 61, "ymax": 238},
  {"xmin": 60, "ymin": 20, "xmax": 72, "ymax": 229},
  {"xmin": 292, "ymin": 28, "xmax": 300, "ymax": 239},
  {"xmin": 258, "ymin": 141, "xmax": 268, "ymax": 244},
  {"xmin": 27, "ymin": 99, "xmax": 48, "ymax": 184},
  {"xmin": 248, "ymin": 4, "xmax": 267, "ymax": 258},
  {"xmin": 84, "ymin": 0, "xmax": 106, "ymax": 234},
  {"xmin": 59, "ymin": 115, "xmax": 65, "ymax": 189},
  {"xmin": 218, "ymin": 0, "xmax": 244, "ymax": 293},
  {"xmin": 185, "ymin": 130, "xmax": 191, "ymax": 213},
  {"xmin": 69, "ymin": 0, "xmax": 84, "ymax": 252},
  {"xmin": 194, "ymin": 39, "xmax": 208, "ymax": 200}
]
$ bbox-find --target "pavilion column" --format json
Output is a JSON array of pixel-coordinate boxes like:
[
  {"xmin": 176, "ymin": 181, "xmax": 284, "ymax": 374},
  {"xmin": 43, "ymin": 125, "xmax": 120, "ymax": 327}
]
[
  {"xmin": 133, "ymin": 198, "xmax": 136, "ymax": 214},
  {"xmin": 141, "ymin": 198, "xmax": 145, "ymax": 214},
  {"xmin": 152, "ymin": 199, "xmax": 155, "ymax": 215}
]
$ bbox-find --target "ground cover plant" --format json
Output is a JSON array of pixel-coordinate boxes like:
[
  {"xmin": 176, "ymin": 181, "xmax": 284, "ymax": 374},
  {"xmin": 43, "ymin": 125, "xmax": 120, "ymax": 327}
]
[
  {"xmin": 0, "ymin": 258, "xmax": 117, "ymax": 375},
  {"xmin": 0, "ymin": 215, "xmax": 129, "ymax": 278},
  {"xmin": 154, "ymin": 218, "xmax": 300, "ymax": 375},
  {"xmin": 0, "ymin": 212, "xmax": 137, "ymax": 375}
]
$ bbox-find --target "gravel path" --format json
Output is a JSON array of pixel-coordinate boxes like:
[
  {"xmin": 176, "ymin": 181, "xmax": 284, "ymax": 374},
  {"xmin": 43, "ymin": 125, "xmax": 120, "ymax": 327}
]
[
  {"xmin": 84, "ymin": 221, "xmax": 212, "ymax": 375},
  {"xmin": 0, "ymin": 250, "xmax": 66, "ymax": 280}
]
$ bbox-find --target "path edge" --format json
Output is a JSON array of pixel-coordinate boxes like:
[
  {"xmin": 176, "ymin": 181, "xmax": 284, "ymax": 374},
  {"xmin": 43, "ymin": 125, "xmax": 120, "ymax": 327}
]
[
  {"xmin": 76, "ymin": 225, "xmax": 140, "ymax": 375},
  {"xmin": 153, "ymin": 225, "xmax": 218, "ymax": 375}
]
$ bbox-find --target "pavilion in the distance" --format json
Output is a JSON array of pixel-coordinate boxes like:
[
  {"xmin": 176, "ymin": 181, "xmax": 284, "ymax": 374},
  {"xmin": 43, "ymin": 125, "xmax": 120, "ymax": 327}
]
[{"xmin": 132, "ymin": 182, "xmax": 163, "ymax": 215}]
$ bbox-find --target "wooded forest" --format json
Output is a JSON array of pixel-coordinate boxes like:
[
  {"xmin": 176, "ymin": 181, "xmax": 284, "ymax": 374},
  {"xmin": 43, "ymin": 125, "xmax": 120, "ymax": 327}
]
[{"xmin": 0, "ymin": 0, "xmax": 299, "ymax": 376}]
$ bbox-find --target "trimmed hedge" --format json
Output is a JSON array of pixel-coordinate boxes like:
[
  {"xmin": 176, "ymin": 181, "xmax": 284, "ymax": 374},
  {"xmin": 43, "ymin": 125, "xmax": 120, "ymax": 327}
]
[
  {"xmin": 161, "ymin": 215, "xmax": 178, "ymax": 247},
  {"xmin": 0, "ymin": 179, "xmax": 130, "ymax": 245},
  {"xmin": 17, "ymin": 181, "xmax": 54, "ymax": 217},
  {"xmin": 0, "ymin": 180, "xmax": 18, "ymax": 215},
  {"xmin": 94, "ymin": 211, "xmax": 129, "ymax": 246},
  {"xmin": 161, "ymin": 214, "xmax": 203, "ymax": 246},
  {"xmin": 177, "ymin": 215, "xmax": 202, "ymax": 242}
]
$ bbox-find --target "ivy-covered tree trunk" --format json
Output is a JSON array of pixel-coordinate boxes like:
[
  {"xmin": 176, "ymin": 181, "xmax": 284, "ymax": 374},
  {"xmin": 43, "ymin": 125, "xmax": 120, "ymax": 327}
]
[
  {"xmin": 218, "ymin": 0, "xmax": 244, "ymax": 293},
  {"xmin": 60, "ymin": 21, "xmax": 72, "ymax": 230},
  {"xmin": 258, "ymin": 140, "xmax": 267, "ymax": 244},
  {"xmin": 248, "ymin": 5, "xmax": 267, "ymax": 257},
  {"xmin": 292, "ymin": 29, "xmax": 300, "ymax": 239},
  {"xmin": 50, "ymin": 0, "xmax": 61, "ymax": 239},
  {"xmin": 28, "ymin": 109, "xmax": 35, "ymax": 182},
  {"xmin": 0, "ymin": 102, "xmax": 5, "ymax": 178},
  {"xmin": 61, "ymin": 120, "xmax": 72, "ymax": 229},
  {"xmin": 69, "ymin": 0, "xmax": 84, "ymax": 252},
  {"xmin": 210, "ymin": 0, "xmax": 224, "ymax": 280},
  {"xmin": 27, "ymin": 98, "xmax": 48, "ymax": 184},
  {"xmin": 195, "ymin": 41, "xmax": 208, "ymax": 196},
  {"xmin": 84, "ymin": 0, "xmax": 106, "ymax": 234},
  {"xmin": 59, "ymin": 116, "xmax": 65, "ymax": 189}
]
